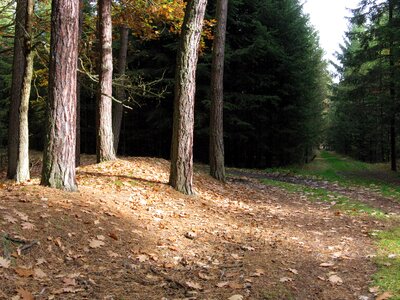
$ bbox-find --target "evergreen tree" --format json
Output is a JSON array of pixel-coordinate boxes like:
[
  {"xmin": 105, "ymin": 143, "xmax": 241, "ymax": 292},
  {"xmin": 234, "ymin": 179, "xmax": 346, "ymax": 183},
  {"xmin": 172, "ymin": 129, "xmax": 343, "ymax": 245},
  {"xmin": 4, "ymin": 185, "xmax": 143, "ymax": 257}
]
[
  {"xmin": 209, "ymin": 0, "xmax": 228, "ymax": 182},
  {"xmin": 97, "ymin": 0, "xmax": 116, "ymax": 162},
  {"xmin": 41, "ymin": 0, "xmax": 79, "ymax": 191},
  {"xmin": 170, "ymin": 0, "xmax": 208, "ymax": 194}
]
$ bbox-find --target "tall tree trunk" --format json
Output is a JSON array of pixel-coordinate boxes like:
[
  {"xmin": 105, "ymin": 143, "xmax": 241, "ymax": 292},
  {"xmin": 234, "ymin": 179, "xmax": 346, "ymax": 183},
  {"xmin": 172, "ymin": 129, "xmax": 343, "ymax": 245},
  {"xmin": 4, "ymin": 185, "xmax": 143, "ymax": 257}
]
[
  {"xmin": 389, "ymin": 0, "xmax": 397, "ymax": 171},
  {"xmin": 7, "ymin": 0, "xmax": 34, "ymax": 182},
  {"xmin": 112, "ymin": 25, "xmax": 129, "ymax": 154},
  {"xmin": 169, "ymin": 0, "xmax": 208, "ymax": 195},
  {"xmin": 209, "ymin": 0, "xmax": 228, "ymax": 182},
  {"xmin": 41, "ymin": 0, "xmax": 79, "ymax": 191},
  {"xmin": 97, "ymin": 0, "xmax": 116, "ymax": 163},
  {"xmin": 76, "ymin": 0, "xmax": 83, "ymax": 167}
]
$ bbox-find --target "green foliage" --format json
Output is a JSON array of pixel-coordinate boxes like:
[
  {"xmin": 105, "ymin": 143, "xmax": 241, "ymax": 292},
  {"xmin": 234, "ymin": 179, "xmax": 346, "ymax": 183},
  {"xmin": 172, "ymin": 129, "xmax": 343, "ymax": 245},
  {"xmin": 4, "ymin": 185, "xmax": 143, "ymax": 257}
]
[
  {"xmin": 327, "ymin": 0, "xmax": 400, "ymax": 163},
  {"xmin": 0, "ymin": 0, "xmax": 15, "ymax": 148}
]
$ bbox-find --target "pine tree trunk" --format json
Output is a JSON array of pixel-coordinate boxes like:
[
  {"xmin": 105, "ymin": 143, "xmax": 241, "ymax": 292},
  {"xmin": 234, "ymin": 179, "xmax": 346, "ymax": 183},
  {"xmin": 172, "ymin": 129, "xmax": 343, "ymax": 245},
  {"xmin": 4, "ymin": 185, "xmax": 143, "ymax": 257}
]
[
  {"xmin": 169, "ymin": 0, "xmax": 208, "ymax": 195},
  {"xmin": 209, "ymin": 0, "xmax": 227, "ymax": 182},
  {"xmin": 112, "ymin": 25, "xmax": 129, "ymax": 154},
  {"xmin": 76, "ymin": 0, "xmax": 83, "ymax": 167},
  {"xmin": 41, "ymin": 0, "xmax": 79, "ymax": 191},
  {"xmin": 389, "ymin": 0, "xmax": 397, "ymax": 171},
  {"xmin": 7, "ymin": 0, "xmax": 34, "ymax": 183},
  {"xmin": 97, "ymin": 0, "xmax": 116, "ymax": 163}
]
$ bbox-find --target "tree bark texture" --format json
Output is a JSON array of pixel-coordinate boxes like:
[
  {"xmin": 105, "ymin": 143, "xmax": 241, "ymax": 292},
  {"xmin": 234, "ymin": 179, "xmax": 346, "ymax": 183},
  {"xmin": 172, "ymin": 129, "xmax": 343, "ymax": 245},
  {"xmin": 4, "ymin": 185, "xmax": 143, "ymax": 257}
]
[
  {"xmin": 209, "ymin": 0, "xmax": 228, "ymax": 182},
  {"xmin": 112, "ymin": 26, "xmax": 129, "ymax": 154},
  {"xmin": 7, "ymin": 0, "xmax": 34, "ymax": 182},
  {"xmin": 389, "ymin": 0, "xmax": 397, "ymax": 171},
  {"xmin": 41, "ymin": 0, "xmax": 79, "ymax": 191},
  {"xmin": 97, "ymin": 0, "xmax": 116, "ymax": 163},
  {"xmin": 76, "ymin": 0, "xmax": 84, "ymax": 167},
  {"xmin": 169, "ymin": 0, "xmax": 208, "ymax": 195}
]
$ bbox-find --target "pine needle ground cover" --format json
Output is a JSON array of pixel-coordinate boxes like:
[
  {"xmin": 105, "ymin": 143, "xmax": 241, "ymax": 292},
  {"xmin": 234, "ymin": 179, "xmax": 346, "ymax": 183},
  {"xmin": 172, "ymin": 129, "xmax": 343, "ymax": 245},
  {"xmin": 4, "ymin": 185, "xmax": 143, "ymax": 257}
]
[{"xmin": 0, "ymin": 153, "xmax": 397, "ymax": 299}]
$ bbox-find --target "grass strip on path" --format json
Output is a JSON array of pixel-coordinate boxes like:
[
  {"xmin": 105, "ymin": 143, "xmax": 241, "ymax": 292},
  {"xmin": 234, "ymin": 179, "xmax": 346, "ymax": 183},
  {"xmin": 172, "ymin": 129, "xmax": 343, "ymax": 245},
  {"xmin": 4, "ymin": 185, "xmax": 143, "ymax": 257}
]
[
  {"xmin": 373, "ymin": 227, "xmax": 400, "ymax": 299},
  {"xmin": 261, "ymin": 178, "xmax": 387, "ymax": 217}
]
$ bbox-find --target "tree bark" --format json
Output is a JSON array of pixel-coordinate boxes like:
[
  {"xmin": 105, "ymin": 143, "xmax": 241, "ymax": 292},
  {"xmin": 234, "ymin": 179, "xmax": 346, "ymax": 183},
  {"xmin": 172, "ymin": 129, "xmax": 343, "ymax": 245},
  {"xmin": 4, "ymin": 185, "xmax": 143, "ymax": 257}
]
[
  {"xmin": 97, "ymin": 0, "xmax": 116, "ymax": 163},
  {"xmin": 76, "ymin": 0, "xmax": 84, "ymax": 167},
  {"xmin": 389, "ymin": 0, "xmax": 397, "ymax": 171},
  {"xmin": 169, "ymin": 0, "xmax": 208, "ymax": 195},
  {"xmin": 209, "ymin": 0, "xmax": 228, "ymax": 182},
  {"xmin": 41, "ymin": 0, "xmax": 79, "ymax": 191},
  {"xmin": 7, "ymin": 0, "xmax": 34, "ymax": 183},
  {"xmin": 112, "ymin": 25, "xmax": 129, "ymax": 154}
]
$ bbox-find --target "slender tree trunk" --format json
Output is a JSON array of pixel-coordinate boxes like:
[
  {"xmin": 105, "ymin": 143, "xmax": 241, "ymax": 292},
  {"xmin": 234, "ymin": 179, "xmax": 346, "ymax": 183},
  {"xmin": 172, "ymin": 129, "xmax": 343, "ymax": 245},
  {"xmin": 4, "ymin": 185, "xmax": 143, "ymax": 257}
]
[
  {"xmin": 209, "ymin": 0, "xmax": 228, "ymax": 182},
  {"xmin": 169, "ymin": 0, "xmax": 208, "ymax": 195},
  {"xmin": 76, "ymin": 0, "xmax": 83, "ymax": 167},
  {"xmin": 112, "ymin": 25, "xmax": 129, "ymax": 154},
  {"xmin": 97, "ymin": 0, "xmax": 116, "ymax": 163},
  {"xmin": 41, "ymin": 0, "xmax": 79, "ymax": 191},
  {"xmin": 389, "ymin": 0, "xmax": 397, "ymax": 171},
  {"xmin": 7, "ymin": 0, "xmax": 34, "ymax": 182}
]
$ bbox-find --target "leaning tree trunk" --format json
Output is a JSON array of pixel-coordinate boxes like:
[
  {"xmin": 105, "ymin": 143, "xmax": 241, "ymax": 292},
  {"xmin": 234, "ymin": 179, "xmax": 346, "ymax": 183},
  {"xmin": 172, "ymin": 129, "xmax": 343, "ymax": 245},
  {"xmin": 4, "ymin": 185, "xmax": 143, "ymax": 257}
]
[
  {"xmin": 112, "ymin": 25, "xmax": 129, "ymax": 154},
  {"xmin": 7, "ymin": 0, "xmax": 34, "ymax": 183},
  {"xmin": 169, "ymin": 0, "xmax": 208, "ymax": 195},
  {"xmin": 209, "ymin": 0, "xmax": 228, "ymax": 182},
  {"xmin": 41, "ymin": 0, "xmax": 79, "ymax": 191},
  {"xmin": 97, "ymin": 0, "xmax": 116, "ymax": 163}
]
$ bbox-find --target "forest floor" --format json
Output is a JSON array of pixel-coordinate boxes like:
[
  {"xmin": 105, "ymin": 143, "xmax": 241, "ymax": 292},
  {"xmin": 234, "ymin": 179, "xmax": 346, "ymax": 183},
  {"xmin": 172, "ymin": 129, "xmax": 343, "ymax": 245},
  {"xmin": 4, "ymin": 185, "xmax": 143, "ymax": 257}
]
[{"xmin": 0, "ymin": 152, "xmax": 399, "ymax": 300}]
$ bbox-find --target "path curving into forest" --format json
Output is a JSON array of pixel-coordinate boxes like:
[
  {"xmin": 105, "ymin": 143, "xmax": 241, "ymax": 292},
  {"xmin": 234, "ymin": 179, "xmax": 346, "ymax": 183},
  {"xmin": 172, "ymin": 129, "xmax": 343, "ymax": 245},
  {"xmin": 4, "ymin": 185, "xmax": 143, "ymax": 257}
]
[{"xmin": 228, "ymin": 169, "xmax": 400, "ymax": 215}]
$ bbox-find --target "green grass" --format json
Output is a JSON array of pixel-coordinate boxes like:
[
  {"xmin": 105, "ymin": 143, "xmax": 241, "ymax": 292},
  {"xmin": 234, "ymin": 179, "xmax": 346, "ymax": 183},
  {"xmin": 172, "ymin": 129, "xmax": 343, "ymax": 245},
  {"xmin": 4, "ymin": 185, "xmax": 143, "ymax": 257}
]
[
  {"xmin": 266, "ymin": 151, "xmax": 400, "ymax": 201},
  {"xmin": 261, "ymin": 178, "xmax": 386, "ymax": 217},
  {"xmin": 373, "ymin": 227, "xmax": 400, "ymax": 299}
]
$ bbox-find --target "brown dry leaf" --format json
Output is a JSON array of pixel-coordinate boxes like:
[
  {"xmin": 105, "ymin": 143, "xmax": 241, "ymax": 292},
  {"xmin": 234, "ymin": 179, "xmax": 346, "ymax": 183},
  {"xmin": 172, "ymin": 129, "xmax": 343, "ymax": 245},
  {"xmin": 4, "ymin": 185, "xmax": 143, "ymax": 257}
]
[
  {"xmin": 108, "ymin": 232, "xmax": 118, "ymax": 240},
  {"xmin": 229, "ymin": 282, "xmax": 243, "ymax": 289},
  {"xmin": 251, "ymin": 269, "xmax": 265, "ymax": 277},
  {"xmin": 17, "ymin": 288, "xmax": 34, "ymax": 300},
  {"xmin": 231, "ymin": 253, "xmax": 241, "ymax": 260},
  {"xmin": 63, "ymin": 277, "xmax": 76, "ymax": 286},
  {"xmin": 54, "ymin": 287, "xmax": 84, "ymax": 294},
  {"xmin": 36, "ymin": 258, "xmax": 46, "ymax": 266},
  {"xmin": 186, "ymin": 281, "xmax": 203, "ymax": 290},
  {"xmin": 4, "ymin": 215, "xmax": 17, "ymax": 223},
  {"xmin": 107, "ymin": 250, "xmax": 120, "ymax": 258},
  {"xmin": 21, "ymin": 222, "xmax": 35, "ymax": 230},
  {"xmin": 96, "ymin": 235, "xmax": 105, "ymax": 241},
  {"xmin": 198, "ymin": 272, "xmax": 213, "ymax": 280},
  {"xmin": 89, "ymin": 239, "xmax": 105, "ymax": 249},
  {"xmin": 240, "ymin": 245, "xmax": 255, "ymax": 251},
  {"xmin": 136, "ymin": 254, "xmax": 148, "ymax": 262},
  {"xmin": 15, "ymin": 267, "xmax": 34, "ymax": 277},
  {"xmin": 0, "ymin": 256, "xmax": 11, "ymax": 268},
  {"xmin": 369, "ymin": 286, "xmax": 380, "ymax": 294},
  {"xmin": 328, "ymin": 274, "xmax": 343, "ymax": 285},
  {"xmin": 288, "ymin": 268, "xmax": 299, "ymax": 275},
  {"xmin": 34, "ymin": 268, "xmax": 47, "ymax": 279},
  {"xmin": 15, "ymin": 211, "xmax": 29, "ymax": 221},
  {"xmin": 216, "ymin": 281, "xmax": 230, "ymax": 288},
  {"xmin": 376, "ymin": 292, "xmax": 393, "ymax": 300},
  {"xmin": 319, "ymin": 262, "xmax": 335, "ymax": 267},
  {"xmin": 279, "ymin": 277, "xmax": 293, "ymax": 283},
  {"xmin": 228, "ymin": 295, "xmax": 244, "ymax": 300}
]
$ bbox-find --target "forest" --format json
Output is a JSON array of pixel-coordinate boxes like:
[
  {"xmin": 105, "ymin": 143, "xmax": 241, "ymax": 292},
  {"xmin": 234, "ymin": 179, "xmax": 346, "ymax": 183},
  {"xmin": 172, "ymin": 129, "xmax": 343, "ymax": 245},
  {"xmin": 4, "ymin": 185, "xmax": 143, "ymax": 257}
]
[{"xmin": 0, "ymin": 0, "xmax": 399, "ymax": 299}]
